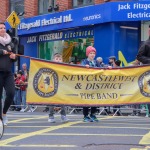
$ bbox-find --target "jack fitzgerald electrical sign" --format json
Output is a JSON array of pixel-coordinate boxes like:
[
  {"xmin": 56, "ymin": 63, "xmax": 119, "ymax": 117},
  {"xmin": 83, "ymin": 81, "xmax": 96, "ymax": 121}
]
[
  {"xmin": 26, "ymin": 28, "xmax": 94, "ymax": 43},
  {"xmin": 27, "ymin": 59, "xmax": 150, "ymax": 106},
  {"xmin": 16, "ymin": 1, "xmax": 150, "ymax": 35}
]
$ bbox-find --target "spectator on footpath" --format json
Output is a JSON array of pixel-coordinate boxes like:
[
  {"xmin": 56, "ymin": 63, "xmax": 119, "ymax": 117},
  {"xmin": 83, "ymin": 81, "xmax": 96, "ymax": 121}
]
[
  {"xmin": 16, "ymin": 70, "xmax": 28, "ymax": 112},
  {"xmin": 22, "ymin": 63, "xmax": 37, "ymax": 113},
  {"xmin": 21, "ymin": 63, "xmax": 29, "ymax": 80},
  {"xmin": 14, "ymin": 71, "xmax": 22, "ymax": 111},
  {"xmin": 48, "ymin": 53, "xmax": 69, "ymax": 123},
  {"xmin": 81, "ymin": 46, "xmax": 99, "ymax": 122},
  {"xmin": 96, "ymin": 57, "xmax": 105, "ymax": 67},
  {"xmin": 0, "ymin": 22, "xmax": 17, "ymax": 125},
  {"xmin": 108, "ymin": 56, "xmax": 116, "ymax": 66}
]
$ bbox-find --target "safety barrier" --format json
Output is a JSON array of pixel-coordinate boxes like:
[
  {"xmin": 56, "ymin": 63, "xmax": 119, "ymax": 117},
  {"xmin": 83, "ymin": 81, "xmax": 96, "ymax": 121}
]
[{"xmin": 8, "ymin": 105, "xmax": 149, "ymax": 117}]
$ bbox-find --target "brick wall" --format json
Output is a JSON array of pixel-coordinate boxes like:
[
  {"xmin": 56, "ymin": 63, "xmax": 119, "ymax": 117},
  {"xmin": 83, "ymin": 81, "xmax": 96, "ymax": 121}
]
[
  {"xmin": 95, "ymin": 0, "xmax": 104, "ymax": 4},
  {"xmin": 95, "ymin": 0, "xmax": 116, "ymax": 4},
  {"xmin": 56, "ymin": 0, "xmax": 73, "ymax": 12},
  {"xmin": 0, "ymin": 0, "xmax": 118, "ymax": 19},
  {"xmin": 24, "ymin": 0, "xmax": 38, "ymax": 18},
  {"xmin": 0, "ymin": 0, "xmax": 9, "ymax": 22},
  {"xmin": 23, "ymin": 0, "xmax": 108, "ymax": 17}
]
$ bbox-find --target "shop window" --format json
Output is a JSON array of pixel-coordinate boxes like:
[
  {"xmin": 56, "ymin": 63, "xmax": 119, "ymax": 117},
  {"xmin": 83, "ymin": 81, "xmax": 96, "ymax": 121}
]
[
  {"xmin": 141, "ymin": 21, "xmax": 150, "ymax": 42},
  {"xmin": 9, "ymin": 0, "xmax": 24, "ymax": 18},
  {"xmin": 38, "ymin": 0, "xmax": 56, "ymax": 15},
  {"xmin": 73, "ymin": 0, "xmax": 94, "ymax": 8},
  {"xmin": 38, "ymin": 38, "xmax": 94, "ymax": 64}
]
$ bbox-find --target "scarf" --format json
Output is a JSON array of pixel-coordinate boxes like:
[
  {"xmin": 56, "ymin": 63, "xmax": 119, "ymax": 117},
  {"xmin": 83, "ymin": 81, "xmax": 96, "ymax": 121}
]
[{"xmin": 0, "ymin": 33, "xmax": 11, "ymax": 46}]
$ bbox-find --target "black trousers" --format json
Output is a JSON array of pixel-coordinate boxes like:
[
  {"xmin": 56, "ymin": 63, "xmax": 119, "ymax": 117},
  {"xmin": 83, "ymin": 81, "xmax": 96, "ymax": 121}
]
[
  {"xmin": 148, "ymin": 104, "xmax": 150, "ymax": 113},
  {"xmin": 83, "ymin": 107, "xmax": 97, "ymax": 117},
  {"xmin": 132, "ymin": 105, "xmax": 141, "ymax": 114},
  {"xmin": 0, "ymin": 72, "xmax": 15, "ymax": 119}
]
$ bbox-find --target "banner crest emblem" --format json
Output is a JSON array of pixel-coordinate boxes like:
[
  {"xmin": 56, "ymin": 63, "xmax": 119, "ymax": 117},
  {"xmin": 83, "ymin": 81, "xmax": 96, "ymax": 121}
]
[
  {"xmin": 33, "ymin": 68, "xmax": 58, "ymax": 97},
  {"xmin": 138, "ymin": 71, "xmax": 150, "ymax": 97}
]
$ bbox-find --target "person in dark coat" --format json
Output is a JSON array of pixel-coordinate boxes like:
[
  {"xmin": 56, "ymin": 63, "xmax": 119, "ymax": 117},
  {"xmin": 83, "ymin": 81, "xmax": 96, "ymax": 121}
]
[
  {"xmin": 0, "ymin": 22, "xmax": 17, "ymax": 125},
  {"xmin": 136, "ymin": 25, "xmax": 150, "ymax": 117}
]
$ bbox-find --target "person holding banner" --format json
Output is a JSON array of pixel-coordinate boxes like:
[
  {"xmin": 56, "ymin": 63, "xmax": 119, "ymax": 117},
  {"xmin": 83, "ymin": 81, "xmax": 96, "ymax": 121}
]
[
  {"xmin": 81, "ymin": 46, "xmax": 99, "ymax": 122},
  {"xmin": 136, "ymin": 29, "xmax": 150, "ymax": 117},
  {"xmin": 48, "ymin": 53, "xmax": 69, "ymax": 123},
  {"xmin": 0, "ymin": 22, "xmax": 17, "ymax": 125}
]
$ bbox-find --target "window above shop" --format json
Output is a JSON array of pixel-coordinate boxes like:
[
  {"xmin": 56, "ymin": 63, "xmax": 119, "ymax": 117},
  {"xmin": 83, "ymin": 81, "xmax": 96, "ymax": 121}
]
[
  {"xmin": 38, "ymin": 0, "xmax": 58, "ymax": 15},
  {"xmin": 9, "ymin": 0, "xmax": 24, "ymax": 18},
  {"xmin": 73, "ymin": 0, "xmax": 94, "ymax": 8}
]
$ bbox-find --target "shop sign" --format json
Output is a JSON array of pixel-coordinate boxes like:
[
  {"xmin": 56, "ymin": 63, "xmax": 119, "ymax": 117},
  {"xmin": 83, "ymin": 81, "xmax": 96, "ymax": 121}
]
[
  {"xmin": 18, "ymin": 1, "xmax": 150, "ymax": 36},
  {"xmin": 26, "ymin": 28, "xmax": 94, "ymax": 43}
]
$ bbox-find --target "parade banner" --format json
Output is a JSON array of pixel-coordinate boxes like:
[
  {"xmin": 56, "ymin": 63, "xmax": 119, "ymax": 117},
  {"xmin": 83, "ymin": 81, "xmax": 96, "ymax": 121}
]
[{"xmin": 27, "ymin": 59, "xmax": 150, "ymax": 106}]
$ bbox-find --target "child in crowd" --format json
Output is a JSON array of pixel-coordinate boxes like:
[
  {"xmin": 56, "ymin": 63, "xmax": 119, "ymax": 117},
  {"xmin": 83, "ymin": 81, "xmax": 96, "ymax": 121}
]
[
  {"xmin": 15, "ymin": 70, "xmax": 28, "ymax": 112},
  {"xmin": 48, "ymin": 53, "xmax": 69, "ymax": 123},
  {"xmin": 81, "ymin": 46, "xmax": 99, "ymax": 122}
]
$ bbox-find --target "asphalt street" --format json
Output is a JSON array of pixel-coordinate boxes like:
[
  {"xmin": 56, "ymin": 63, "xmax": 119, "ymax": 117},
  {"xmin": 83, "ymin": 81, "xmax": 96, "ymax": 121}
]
[{"xmin": 0, "ymin": 111, "xmax": 150, "ymax": 150}]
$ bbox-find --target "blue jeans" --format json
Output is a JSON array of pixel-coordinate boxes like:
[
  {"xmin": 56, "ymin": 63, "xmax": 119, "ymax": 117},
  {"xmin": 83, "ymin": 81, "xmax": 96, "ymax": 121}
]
[
  {"xmin": 14, "ymin": 89, "xmax": 21, "ymax": 108},
  {"xmin": 49, "ymin": 106, "xmax": 66, "ymax": 117},
  {"xmin": 21, "ymin": 90, "xmax": 26, "ymax": 109}
]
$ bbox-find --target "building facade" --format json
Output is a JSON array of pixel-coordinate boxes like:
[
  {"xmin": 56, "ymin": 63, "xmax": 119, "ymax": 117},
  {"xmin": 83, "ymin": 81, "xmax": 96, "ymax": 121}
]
[
  {"xmin": 1, "ymin": 0, "xmax": 150, "ymax": 69},
  {"xmin": 0, "ymin": 0, "xmax": 118, "ymax": 21}
]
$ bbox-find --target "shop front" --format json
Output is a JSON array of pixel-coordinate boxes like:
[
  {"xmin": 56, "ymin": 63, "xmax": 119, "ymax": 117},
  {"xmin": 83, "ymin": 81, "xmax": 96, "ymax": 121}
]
[
  {"xmin": 16, "ymin": 1, "xmax": 150, "ymax": 68},
  {"xmin": 20, "ymin": 27, "xmax": 94, "ymax": 65}
]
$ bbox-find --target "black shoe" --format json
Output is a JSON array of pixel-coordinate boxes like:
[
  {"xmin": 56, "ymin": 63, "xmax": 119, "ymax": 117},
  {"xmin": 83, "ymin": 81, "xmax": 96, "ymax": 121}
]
[
  {"xmin": 9, "ymin": 107, "xmax": 15, "ymax": 111},
  {"xmin": 129, "ymin": 113, "xmax": 136, "ymax": 116},
  {"xmin": 15, "ymin": 108, "xmax": 21, "ymax": 111},
  {"xmin": 136, "ymin": 113, "xmax": 140, "ymax": 116},
  {"xmin": 43, "ymin": 107, "xmax": 49, "ymax": 112},
  {"xmin": 107, "ymin": 111, "xmax": 112, "ymax": 115}
]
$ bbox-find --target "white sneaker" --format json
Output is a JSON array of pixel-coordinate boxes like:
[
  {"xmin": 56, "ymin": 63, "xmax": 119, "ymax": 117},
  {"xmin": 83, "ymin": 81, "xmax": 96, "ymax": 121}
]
[
  {"xmin": 48, "ymin": 116, "xmax": 55, "ymax": 123},
  {"xmin": 141, "ymin": 107, "xmax": 145, "ymax": 112},
  {"xmin": 61, "ymin": 115, "xmax": 69, "ymax": 122},
  {"xmin": 31, "ymin": 106, "xmax": 37, "ymax": 112},
  {"xmin": 20, "ymin": 106, "xmax": 28, "ymax": 112},
  {"xmin": 20, "ymin": 109, "xmax": 24, "ymax": 112},
  {"xmin": 2, "ymin": 115, "xmax": 8, "ymax": 126},
  {"xmin": 145, "ymin": 114, "xmax": 149, "ymax": 117},
  {"xmin": 27, "ymin": 109, "xmax": 32, "ymax": 112}
]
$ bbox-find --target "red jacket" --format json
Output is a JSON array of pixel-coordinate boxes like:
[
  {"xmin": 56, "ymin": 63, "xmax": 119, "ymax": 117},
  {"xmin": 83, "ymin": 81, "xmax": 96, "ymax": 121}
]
[{"xmin": 15, "ymin": 75, "xmax": 27, "ymax": 91}]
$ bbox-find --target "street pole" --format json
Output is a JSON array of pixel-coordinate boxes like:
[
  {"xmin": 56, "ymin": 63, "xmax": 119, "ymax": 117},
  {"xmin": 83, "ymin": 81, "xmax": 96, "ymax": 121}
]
[{"xmin": 14, "ymin": 27, "xmax": 18, "ymax": 73}]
